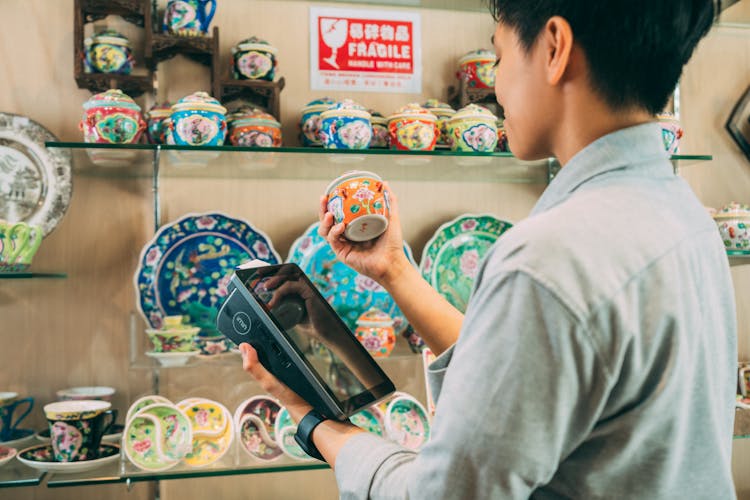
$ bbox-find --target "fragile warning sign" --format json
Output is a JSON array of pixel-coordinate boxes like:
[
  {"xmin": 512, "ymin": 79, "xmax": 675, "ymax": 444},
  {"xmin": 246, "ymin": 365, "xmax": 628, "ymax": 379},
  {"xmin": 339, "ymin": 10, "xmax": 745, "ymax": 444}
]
[{"xmin": 310, "ymin": 7, "xmax": 422, "ymax": 93}]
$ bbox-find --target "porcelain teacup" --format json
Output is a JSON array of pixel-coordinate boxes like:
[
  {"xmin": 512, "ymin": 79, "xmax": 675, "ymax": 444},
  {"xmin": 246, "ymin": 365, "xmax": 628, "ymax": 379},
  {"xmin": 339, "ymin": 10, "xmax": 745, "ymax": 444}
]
[
  {"xmin": 325, "ymin": 171, "xmax": 390, "ymax": 242},
  {"xmin": 44, "ymin": 400, "xmax": 117, "ymax": 462},
  {"xmin": 0, "ymin": 392, "xmax": 34, "ymax": 442}
]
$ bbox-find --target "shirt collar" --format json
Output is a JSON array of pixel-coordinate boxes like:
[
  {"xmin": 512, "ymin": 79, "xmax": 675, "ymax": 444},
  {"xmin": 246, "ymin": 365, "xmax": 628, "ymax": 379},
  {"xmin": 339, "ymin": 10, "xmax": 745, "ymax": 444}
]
[{"xmin": 531, "ymin": 122, "xmax": 672, "ymax": 215}]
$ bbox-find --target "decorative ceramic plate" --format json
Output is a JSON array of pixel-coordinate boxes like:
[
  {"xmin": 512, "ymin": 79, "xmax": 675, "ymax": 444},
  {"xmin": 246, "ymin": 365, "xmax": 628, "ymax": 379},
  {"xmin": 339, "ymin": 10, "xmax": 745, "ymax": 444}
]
[
  {"xmin": 273, "ymin": 407, "xmax": 313, "ymax": 461},
  {"xmin": 123, "ymin": 403, "xmax": 192, "ymax": 472},
  {"xmin": 0, "ymin": 428, "xmax": 35, "ymax": 449},
  {"xmin": 176, "ymin": 398, "xmax": 234, "ymax": 467},
  {"xmin": 125, "ymin": 395, "xmax": 173, "ymax": 425},
  {"xmin": 16, "ymin": 443, "xmax": 119, "ymax": 473},
  {"xmin": 349, "ymin": 406, "xmax": 385, "ymax": 436},
  {"xmin": 234, "ymin": 396, "xmax": 282, "ymax": 462},
  {"xmin": 420, "ymin": 214, "xmax": 513, "ymax": 312},
  {"xmin": 0, "ymin": 445, "xmax": 16, "ymax": 467},
  {"xmin": 384, "ymin": 395, "xmax": 431, "ymax": 450},
  {"xmin": 135, "ymin": 212, "xmax": 281, "ymax": 330},
  {"xmin": 287, "ymin": 221, "xmax": 416, "ymax": 334},
  {"xmin": 0, "ymin": 113, "xmax": 72, "ymax": 236}
]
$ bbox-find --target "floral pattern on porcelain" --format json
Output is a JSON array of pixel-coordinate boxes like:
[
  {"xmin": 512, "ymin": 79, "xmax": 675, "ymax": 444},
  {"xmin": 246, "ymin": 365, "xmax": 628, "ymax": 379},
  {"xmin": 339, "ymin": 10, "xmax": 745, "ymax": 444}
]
[
  {"xmin": 80, "ymin": 89, "xmax": 146, "ymax": 144},
  {"xmin": 287, "ymin": 222, "xmax": 415, "ymax": 334},
  {"xmin": 354, "ymin": 307, "xmax": 396, "ymax": 357},
  {"xmin": 656, "ymin": 113, "xmax": 683, "ymax": 155},
  {"xmin": 232, "ymin": 36, "xmax": 277, "ymax": 81},
  {"xmin": 420, "ymin": 215, "xmax": 513, "ymax": 313},
  {"xmin": 385, "ymin": 397, "xmax": 430, "ymax": 450},
  {"xmin": 124, "ymin": 404, "xmax": 192, "ymax": 471},
  {"xmin": 422, "ymin": 99, "xmax": 455, "ymax": 147},
  {"xmin": 163, "ymin": 0, "xmax": 216, "ymax": 36},
  {"xmin": 170, "ymin": 92, "xmax": 227, "ymax": 146},
  {"xmin": 146, "ymin": 103, "xmax": 173, "ymax": 144},
  {"xmin": 299, "ymin": 98, "xmax": 337, "ymax": 146},
  {"xmin": 146, "ymin": 327, "xmax": 199, "ymax": 353},
  {"xmin": 19, "ymin": 444, "xmax": 118, "ymax": 463},
  {"xmin": 50, "ymin": 421, "xmax": 84, "ymax": 461},
  {"xmin": 458, "ymin": 49, "xmax": 496, "ymax": 88},
  {"xmin": 235, "ymin": 397, "xmax": 282, "ymax": 461},
  {"xmin": 448, "ymin": 104, "xmax": 498, "ymax": 152},
  {"xmin": 135, "ymin": 212, "xmax": 280, "ymax": 330},
  {"xmin": 228, "ymin": 107, "xmax": 282, "ymax": 147},
  {"xmin": 84, "ymin": 29, "xmax": 133, "ymax": 74},
  {"xmin": 178, "ymin": 399, "xmax": 233, "ymax": 467},
  {"xmin": 713, "ymin": 202, "xmax": 750, "ymax": 255},
  {"xmin": 319, "ymin": 100, "xmax": 372, "ymax": 149},
  {"xmin": 350, "ymin": 406, "xmax": 384, "ymax": 436},
  {"xmin": 387, "ymin": 103, "xmax": 438, "ymax": 151}
]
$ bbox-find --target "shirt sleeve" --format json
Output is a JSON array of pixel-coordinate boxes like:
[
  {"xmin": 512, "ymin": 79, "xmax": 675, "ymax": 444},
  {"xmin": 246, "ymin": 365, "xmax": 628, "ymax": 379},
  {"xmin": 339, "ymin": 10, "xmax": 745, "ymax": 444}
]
[{"xmin": 335, "ymin": 267, "xmax": 611, "ymax": 499}]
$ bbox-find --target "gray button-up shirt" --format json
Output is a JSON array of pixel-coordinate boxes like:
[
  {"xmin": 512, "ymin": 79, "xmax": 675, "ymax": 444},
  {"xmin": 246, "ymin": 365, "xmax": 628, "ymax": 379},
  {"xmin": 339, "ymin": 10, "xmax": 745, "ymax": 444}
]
[{"xmin": 335, "ymin": 123, "xmax": 737, "ymax": 499}]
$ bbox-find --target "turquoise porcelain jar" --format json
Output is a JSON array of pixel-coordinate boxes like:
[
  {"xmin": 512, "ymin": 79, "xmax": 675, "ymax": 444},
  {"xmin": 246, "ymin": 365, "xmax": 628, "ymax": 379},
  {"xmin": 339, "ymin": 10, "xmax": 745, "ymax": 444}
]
[
  {"xmin": 447, "ymin": 104, "xmax": 498, "ymax": 152},
  {"xmin": 299, "ymin": 97, "xmax": 336, "ymax": 146},
  {"xmin": 319, "ymin": 100, "xmax": 372, "ymax": 150},
  {"xmin": 84, "ymin": 29, "xmax": 133, "ymax": 74},
  {"xmin": 231, "ymin": 36, "xmax": 278, "ymax": 81},
  {"xmin": 169, "ymin": 92, "xmax": 227, "ymax": 146}
]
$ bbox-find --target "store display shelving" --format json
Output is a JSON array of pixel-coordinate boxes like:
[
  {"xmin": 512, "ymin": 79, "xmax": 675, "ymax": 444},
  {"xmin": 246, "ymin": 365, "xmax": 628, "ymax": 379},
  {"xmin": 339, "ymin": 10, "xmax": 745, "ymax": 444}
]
[{"xmin": 0, "ymin": 273, "xmax": 67, "ymax": 280}]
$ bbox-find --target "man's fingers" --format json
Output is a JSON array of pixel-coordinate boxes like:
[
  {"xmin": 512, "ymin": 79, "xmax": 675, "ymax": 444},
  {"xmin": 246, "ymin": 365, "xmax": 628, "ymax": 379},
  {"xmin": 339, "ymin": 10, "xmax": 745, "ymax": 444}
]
[{"xmin": 240, "ymin": 343, "xmax": 280, "ymax": 394}]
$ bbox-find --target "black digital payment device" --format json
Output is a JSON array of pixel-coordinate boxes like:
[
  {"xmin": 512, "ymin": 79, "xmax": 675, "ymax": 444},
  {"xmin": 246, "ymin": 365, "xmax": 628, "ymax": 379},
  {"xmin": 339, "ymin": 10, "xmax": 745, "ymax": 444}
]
[{"xmin": 216, "ymin": 262, "xmax": 395, "ymax": 421}]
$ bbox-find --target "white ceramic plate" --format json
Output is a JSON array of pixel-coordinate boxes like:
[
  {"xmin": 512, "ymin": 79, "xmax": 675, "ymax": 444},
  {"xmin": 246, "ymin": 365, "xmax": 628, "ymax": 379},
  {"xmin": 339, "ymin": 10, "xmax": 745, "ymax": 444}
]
[
  {"xmin": 16, "ymin": 443, "xmax": 120, "ymax": 473},
  {"xmin": 0, "ymin": 112, "xmax": 72, "ymax": 236}
]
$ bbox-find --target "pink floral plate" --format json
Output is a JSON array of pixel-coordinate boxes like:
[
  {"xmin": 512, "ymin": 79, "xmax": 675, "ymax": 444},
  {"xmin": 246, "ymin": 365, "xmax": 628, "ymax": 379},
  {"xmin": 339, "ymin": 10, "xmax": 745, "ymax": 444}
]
[
  {"xmin": 16, "ymin": 443, "xmax": 119, "ymax": 473},
  {"xmin": 0, "ymin": 445, "xmax": 16, "ymax": 467}
]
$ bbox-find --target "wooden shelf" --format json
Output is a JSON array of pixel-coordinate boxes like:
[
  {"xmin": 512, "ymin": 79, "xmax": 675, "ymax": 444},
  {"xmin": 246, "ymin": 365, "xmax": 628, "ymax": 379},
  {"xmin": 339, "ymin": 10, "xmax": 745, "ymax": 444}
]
[
  {"xmin": 78, "ymin": 0, "xmax": 146, "ymax": 25},
  {"xmin": 74, "ymin": 73, "xmax": 153, "ymax": 97},
  {"xmin": 219, "ymin": 77, "xmax": 286, "ymax": 119},
  {"xmin": 146, "ymin": 28, "xmax": 218, "ymax": 69},
  {"xmin": 447, "ymin": 82, "xmax": 502, "ymax": 117}
]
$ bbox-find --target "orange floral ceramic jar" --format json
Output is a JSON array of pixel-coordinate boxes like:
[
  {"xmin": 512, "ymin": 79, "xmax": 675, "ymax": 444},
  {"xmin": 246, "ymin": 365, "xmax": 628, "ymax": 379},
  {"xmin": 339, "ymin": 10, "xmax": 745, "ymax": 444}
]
[
  {"xmin": 354, "ymin": 308, "xmax": 396, "ymax": 357},
  {"xmin": 227, "ymin": 107, "xmax": 282, "ymax": 147}
]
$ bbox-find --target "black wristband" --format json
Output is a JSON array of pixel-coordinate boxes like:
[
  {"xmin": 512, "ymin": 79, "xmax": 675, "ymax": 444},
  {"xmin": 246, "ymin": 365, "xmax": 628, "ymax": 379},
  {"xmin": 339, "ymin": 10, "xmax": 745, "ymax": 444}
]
[{"xmin": 294, "ymin": 409, "xmax": 327, "ymax": 461}]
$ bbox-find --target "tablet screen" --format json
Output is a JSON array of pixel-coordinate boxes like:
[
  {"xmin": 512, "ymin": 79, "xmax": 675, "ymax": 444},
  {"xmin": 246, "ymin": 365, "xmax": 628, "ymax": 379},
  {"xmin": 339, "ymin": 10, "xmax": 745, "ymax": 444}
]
[{"xmin": 237, "ymin": 264, "xmax": 394, "ymax": 414}]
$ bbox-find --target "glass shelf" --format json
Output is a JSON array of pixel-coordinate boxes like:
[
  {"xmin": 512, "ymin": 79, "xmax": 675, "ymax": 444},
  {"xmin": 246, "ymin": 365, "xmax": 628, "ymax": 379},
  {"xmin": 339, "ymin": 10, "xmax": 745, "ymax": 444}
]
[
  {"xmin": 0, "ymin": 272, "xmax": 67, "ymax": 279},
  {"xmin": 0, "ymin": 460, "xmax": 45, "ymax": 488}
]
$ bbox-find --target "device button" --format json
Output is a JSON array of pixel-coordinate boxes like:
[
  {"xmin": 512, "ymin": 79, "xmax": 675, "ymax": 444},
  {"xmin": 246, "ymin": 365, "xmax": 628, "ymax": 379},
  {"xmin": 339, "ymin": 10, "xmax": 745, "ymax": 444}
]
[
  {"xmin": 271, "ymin": 343, "xmax": 282, "ymax": 357},
  {"xmin": 232, "ymin": 311, "xmax": 252, "ymax": 335}
]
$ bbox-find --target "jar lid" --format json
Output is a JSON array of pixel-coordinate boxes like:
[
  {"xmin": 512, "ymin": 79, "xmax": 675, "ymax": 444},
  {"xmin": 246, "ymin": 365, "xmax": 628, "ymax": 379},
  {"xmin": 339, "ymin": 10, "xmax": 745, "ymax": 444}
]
[
  {"xmin": 458, "ymin": 48, "xmax": 495, "ymax": 65},
  {"xmin": 233, "ymin": 36, "xmax": 278, "ymax": 55},
  {"xmin": 387, "ymin": 103, "xmax": 437, "ymax": 123},
  {"xmin": 448, "ymin": 103, "xmax": 497, "ymax": 123},
  {"xmin": 172, "ymin": 91, "xmax": 227, "ymax": 115},
  {"xmin": 356, "ymin": 307, "xmax": 394, "ymax": 327},
  {"xmin": 369, "ymin": 110, "xmax": 388, "ymax": 125},
  {"xmin": 86, "ymin": 29, "xmax": 131, "ymax": 48},
  {"xmin": 423, "ymin": 99, "xmax": 456, "ymax": 119},
  {"xmin": 302, "ymin": 97, "xmax": 338, "ymax": 114},
  {"xmin": 228, "ymin": 107, "xmax": 281, "ymax": 128},
  {"xmin": 146, "ymin": 103, "xmax": 172, "ymax": 119},
  {"xmin": 320, "ymin": 99, "xmax": 371, "ymax": 120},
  {"xmin": 714, "ymin": 201, "xmax": 750, "ymax": 219},
  {"xmin": 83, "ymin": 89, "xmax": 141, "ymax": 112}
]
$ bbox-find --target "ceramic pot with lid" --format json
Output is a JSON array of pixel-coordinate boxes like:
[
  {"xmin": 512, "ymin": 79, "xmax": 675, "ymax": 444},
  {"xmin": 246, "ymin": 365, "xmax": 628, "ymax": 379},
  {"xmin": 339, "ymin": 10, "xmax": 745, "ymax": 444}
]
[
  {"xmin": 656, "ymin": 113, "xmax": 683, "ymax": 155},
  {"xmin": 299, "ymin": 97, "xmax": 336, "ymax": 146},
  {"xmin": 387, "ymin": 103, "xmax": 438, "ymax": 151},
  {"xmin": 422, "ymin": 99, "xmax": 456, "ymax": 148},
  {"xmin": 84, "ymin": 29, "xmax": 134, "ymax": 74},
  {"xmin": 79, "ymin": 89, "xmax": 146, "ymax": 144},
  {"xmin": 713, "ymin": 202, "xmax": 750, "ymax": 255},
  {"xmin": 319, "ymin": 100, "xmax": 372, "ymax": 150},
  {"xmin": 457, "ymin": 49, "xmax": 496, "ymax": 89},
  {"xmin": 447, "ymin": 104, "xmax": 498, "ymax": 152},
  {"xmin": 145, "ymin": 103, "xmax": 173, "ymax": 144},
  {"xmin": 231, "ymin": 36, "xmax": 278, "ymax": 81},
  {"xmin": 227, "ymin": 107, "xmax": 282, "ymax": 147},
  {"xmin": 354, "ymin": 308, "xmax": 396, "ymax": 357},
  {"xmin": 169, "ymin": 91, "xmax": 227, "ymax": 146}
]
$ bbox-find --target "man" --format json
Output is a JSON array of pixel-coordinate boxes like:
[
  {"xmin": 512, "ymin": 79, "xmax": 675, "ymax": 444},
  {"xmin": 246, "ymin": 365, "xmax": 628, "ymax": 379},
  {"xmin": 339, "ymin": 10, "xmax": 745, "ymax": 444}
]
[{"xmin": 241, "ymin": 1, "xmax": 737, "ymax": 497}]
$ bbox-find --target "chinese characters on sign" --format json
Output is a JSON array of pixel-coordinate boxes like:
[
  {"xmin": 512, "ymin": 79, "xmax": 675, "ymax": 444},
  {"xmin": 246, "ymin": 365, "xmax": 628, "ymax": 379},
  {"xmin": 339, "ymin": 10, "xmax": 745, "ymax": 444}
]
[{"xmin": 310, "ymin": 7, "xmax": 422, "ymax": 93}]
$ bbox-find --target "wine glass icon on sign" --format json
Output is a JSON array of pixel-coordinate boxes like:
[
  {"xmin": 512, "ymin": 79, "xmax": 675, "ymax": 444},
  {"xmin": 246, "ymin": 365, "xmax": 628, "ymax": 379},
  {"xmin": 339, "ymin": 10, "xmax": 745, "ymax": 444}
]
[{"xmin": 321, "ymin": 18, "xmax": 348, "ymax": 69}]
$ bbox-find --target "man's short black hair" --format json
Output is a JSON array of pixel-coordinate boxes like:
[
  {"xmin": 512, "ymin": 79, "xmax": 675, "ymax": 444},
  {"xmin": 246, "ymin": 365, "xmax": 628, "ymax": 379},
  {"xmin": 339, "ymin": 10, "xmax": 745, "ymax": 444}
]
[{"xmin": 487, "ymin": 0, "xmax": 716, "ymax": 114}]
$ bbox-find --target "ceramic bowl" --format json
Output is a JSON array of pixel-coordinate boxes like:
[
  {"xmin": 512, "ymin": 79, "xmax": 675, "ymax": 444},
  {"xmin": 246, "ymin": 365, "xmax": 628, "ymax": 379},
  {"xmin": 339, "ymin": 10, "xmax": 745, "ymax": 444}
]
[
  {"xmin": 423, "ymin": 99, "xmax": 456, "ymax": 148},
  {"xmin": 80, "ymin": 89, "xmax": 146, "ymax": 145},
  {"xmin": 713, "ymin": 202, "xmax": 750, "ymax": 255},
  {"xmin": 319, "ymin": 100, "xmax": 372, "ymax": 150},
  {"xmin": 299, "ymin": 97, "xmax": 337, "ymax": 146},
  {"xmin": 227, "ymin": 107, "xmax": 282, "ymax": 147},
  {"xmin": 145, "ymin": 327, "xmax": 200, "ymax": 353},
  {"xmin": 56, "ymin": 386, "xmax": 116, "ymax": 402},
  {"xmin": 145, "ymin": 103, "xmax": 172, "ymax": 144},
  {"xmin": 169, "ymin": 91, "xmax": 227, "ymax": 147},
  {"xmin": 387, "ymin": 103, "xmax": 438, "ymax": 151},
  {"xmin": 0, "ymin": 220, "xmax": 43, "ymax": 272},
  {"xmin": 349, "ymin": 405, "xmax": 385, "ymax": 436},
  {"xmin": 447, "ymin": 104, "xmax": 498, "ymax": 152},
  {"xmin": 457, "ymin": 49, "xmax": 496, "ymax": 89},
  {"xmin": 232, "ymin": 36, "xmax": 278, "ymax": 81},
  {"xmin": 354, "ymin": 307, "xmax": 396, "ymax": 357},
  {"xmin": 84, "ymin": 28, "xmax": 133, "ymax": 75},
  {"xmin": 123, "ymin": 403, "xmax": 192, "ymax": 471},
  {"xmin": 325, "ymin": 170, "xmax": 389, "ymax": 242},
  {"xmin": 234, "ymin": 395, "xmax": 283, "ymax": 462},
  {"xmin": 194, "ymin": 334, "xmax": 233, "ymax": 355},
  {"xmin": 384, "ymin": 394, "xmax": 430, "ymax": 450},
  {"xmin": 273, "ymin": 407, "xmax": 315, "ymax": 461},
  {"xmin": 656, "ymin": 113, "xmax": 683, "ymax": 155},
  {"xmin": 125, "ymin": 395, "xmax": 174, "ymax": 425},
  {"xmin": 176, "ymin": 398, "xmax": 234, "ymax": 467}
]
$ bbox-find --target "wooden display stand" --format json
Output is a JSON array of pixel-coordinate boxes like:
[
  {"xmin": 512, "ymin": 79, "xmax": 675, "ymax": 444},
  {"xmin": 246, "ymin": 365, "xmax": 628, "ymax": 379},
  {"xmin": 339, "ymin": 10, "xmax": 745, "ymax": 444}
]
[
  {"xmin": 447, "ymin": 81, "xmax": 503, "ymax": 118},
  {"xmin": 218, "ymin": 77, "xmax": 285, "ymax": 120}
]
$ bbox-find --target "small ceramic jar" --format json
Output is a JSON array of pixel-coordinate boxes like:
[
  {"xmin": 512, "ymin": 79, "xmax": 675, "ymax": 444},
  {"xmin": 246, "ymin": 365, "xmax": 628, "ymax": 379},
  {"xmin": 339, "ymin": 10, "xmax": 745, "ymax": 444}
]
[
  {"xmin": 319, "ymin": 100, "xmax": 372, "ymax": 150},
  {"xmin": 387, "ymin": 103, "xmax": 438, "ymax": 151},
  {"xmin": 231, "ymin": 36, "xmax": 278, "ymax": 81},
  {"xmin": 422, "ymin": 99, "xmax": 455, "ymax": 148},
  {"xmin": 84, "ymin": 29, "xmax": 134, "ymax": 74},
  {"xmin": 458, "ymin": 49, "xmax": 496, "ymax": 89},
  {"xmin": 354, "ymin": 308, "xmax": 396, "ymax": 357},
  {"xmin": 227, "ymin": 107, "xmax": 282, "ymax": 147},
  {"xmin": 325, "ymin": 170, "xmax": 389, "ymax": 242},
  {"xmin": 145, "ymin": 103, "xmax": 172, "ymax": 144},
  {"xmin": 713, "ymin": 202, "xmax": 750, "ymax": 255},
  {"xmin": 447, "ymin": 104, "xmax": 498, "ymax": 152},
  {"xmin": 169, "ymin": 91, "xmax": 227, "ymax": 146},
  {"xmin": 369, "ymin": 110, "xmax": 389, "ymax": 148},
  {"xmin": 80, "ymin": 89, "xmax": 146, "ymax": 144},
  {"xmin": 656, "ymin": 113, "xmax": 683, "ymax": 155},
  {"xmin": 299, "ymin": 97, "xmax": 336, "ymax": 146}
]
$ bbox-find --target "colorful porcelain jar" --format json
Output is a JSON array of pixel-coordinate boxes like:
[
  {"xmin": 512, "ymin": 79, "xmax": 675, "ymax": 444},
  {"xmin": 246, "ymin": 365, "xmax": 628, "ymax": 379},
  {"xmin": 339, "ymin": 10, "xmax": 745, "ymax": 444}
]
[
  {"xmin": 227, "ymin": 107, "xmax": 282, "ymax": 147},
  {"xmin": 713, "ymin": 202, "xmax": 750, "ymax": 255},
  {"xmin": 84, "ymin": 29, "xmax": 134, "ymax": 74},
  {"xmin": 232, "ymin": 36, "xmax": 278, "ymax": 81},
  {"xmin": 447, "ymin": 104, "xmax": 498, "ymax": 152},
  {"xmin": 656, "ymin": 113, "xmax": 683, "ymax": 155},
  {"xmin": 169, "ymin": 91, "xmax": 227, "ymax": 146},
  {"xmin": 458, "ymin": 49, "xmax": 496, "ymax": 89},
  {"xmin": 325, "ymin": 170, "xmax": 389, "ymax": 242},
  {"xmin": 369, "ymin": 111, "xmax": 389, "ymax": 148},
  {"xmin": 319, "ymin": 100, "xmax": 372, "ymax": 150},
  {"xmin": 299, "ymin": 97, "xmax": 336, "ymax": 146},
  {"xmin": 387, "ymin": 103, "xmax": 438, "ymax": 151},
  {"xmin": 163, "ymin": 0, "xmax": 216, "ymax": 36},
  {"xmin": 80, "ymin": 89, "xmax": 146, "ymax": 144},
  {"xmin": 145, "ymin": 103, "xmax": 172, "ymax": 144},
  {"xmin": 422, "ymin": 99, "xmax": 455, "ymax": 148},
  {"xmin": 354, "ymin": 308, "xmax": 396, "ymax": 357}
]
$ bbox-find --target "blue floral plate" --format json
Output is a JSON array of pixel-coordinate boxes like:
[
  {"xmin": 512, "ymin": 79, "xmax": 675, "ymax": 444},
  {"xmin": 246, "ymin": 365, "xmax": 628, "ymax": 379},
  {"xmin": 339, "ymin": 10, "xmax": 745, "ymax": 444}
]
[
  {"xmin": 135, "ymin": 212, "xmax": 281, "ymax": 329},
  {"xmin": 286, "ymin": 222, "xmax": 416, "ymax": 335}
]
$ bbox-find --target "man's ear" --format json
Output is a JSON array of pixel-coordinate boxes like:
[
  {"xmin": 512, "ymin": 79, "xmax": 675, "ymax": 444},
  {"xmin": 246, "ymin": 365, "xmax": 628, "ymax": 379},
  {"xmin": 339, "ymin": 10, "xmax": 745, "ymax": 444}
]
[{"xmin": 542, "ymin": 16, "xmax": 574, "ymax": 86}]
